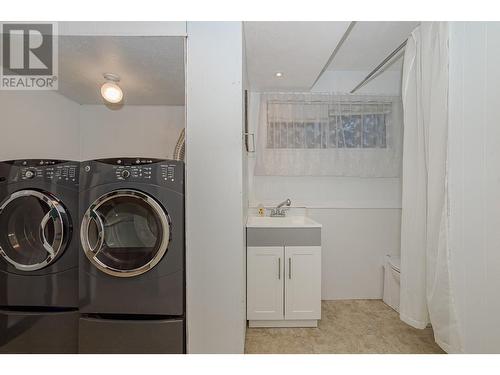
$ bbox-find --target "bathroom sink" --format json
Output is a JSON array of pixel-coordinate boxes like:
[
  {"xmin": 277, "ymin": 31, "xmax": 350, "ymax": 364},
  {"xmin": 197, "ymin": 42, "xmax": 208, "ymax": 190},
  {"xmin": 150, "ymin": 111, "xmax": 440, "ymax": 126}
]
[{"xmin": 246, "ymin": 216, "xmax": 322, "ymax": 228}]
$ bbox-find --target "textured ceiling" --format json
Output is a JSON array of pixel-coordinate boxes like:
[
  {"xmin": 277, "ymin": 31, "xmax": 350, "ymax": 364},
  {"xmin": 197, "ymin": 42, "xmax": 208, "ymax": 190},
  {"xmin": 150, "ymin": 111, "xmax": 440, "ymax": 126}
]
[
  {"xmin": 328, "ymin": 21, "xmax": 419, "ymax": 71},
  {"xmin": 243, "ymin": 21, "xmax": 419, "ymax": 91},
  {"xmin": 57, "ymin": 36, "xmax": 185, "ymax": 105},
  {"xmin": 244, "ymin": 21, "xmax": 351, "ymax": 91},
  {"xmin": 55, "ymin": 23, "xmax": 417, "ymax": 103}
]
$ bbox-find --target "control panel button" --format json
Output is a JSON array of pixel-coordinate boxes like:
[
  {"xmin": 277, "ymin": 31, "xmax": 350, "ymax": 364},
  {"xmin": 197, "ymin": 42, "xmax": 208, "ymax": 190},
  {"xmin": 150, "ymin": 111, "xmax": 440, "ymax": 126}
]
[
  {"xmin": 25, "ymin": 170, "xmax": 35, "ymax": 179},
  {"xmin": 121, "ymin": 170, "xmax": 131, "ymax": 179}
]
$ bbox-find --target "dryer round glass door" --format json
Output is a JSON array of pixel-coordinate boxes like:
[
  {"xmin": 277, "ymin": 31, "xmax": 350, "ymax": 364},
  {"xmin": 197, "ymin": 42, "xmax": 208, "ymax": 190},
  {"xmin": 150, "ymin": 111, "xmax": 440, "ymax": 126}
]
[
  {"xmin": 0, "ymin": 190, "xmax": 71, "ymax": 271},
  {"xmin": 80, "ymin": 189, "xmax": 171, "ymax": 278}
]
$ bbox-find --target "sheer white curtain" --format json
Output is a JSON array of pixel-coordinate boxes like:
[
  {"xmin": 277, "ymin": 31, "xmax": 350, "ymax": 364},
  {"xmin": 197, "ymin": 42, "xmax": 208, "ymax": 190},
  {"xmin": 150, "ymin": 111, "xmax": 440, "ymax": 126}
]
[
  {"xmin": 254, "ymin": 92, "xmax": 403, "ymax": 177},
  {"xmin": 400, "ymin": 22, "xmax": 463, "ymax": 353}
]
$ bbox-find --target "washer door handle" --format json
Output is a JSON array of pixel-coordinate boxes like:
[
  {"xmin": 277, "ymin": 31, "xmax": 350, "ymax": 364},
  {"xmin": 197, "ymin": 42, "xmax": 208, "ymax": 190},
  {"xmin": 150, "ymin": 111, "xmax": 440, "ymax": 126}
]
[
  {"xmin": 40, "ymin": 209, "xmax": 57, "ymax": 258},
  {"xmin": 87, "ymin": 209, "xmax": 105, "ymax": 256}
]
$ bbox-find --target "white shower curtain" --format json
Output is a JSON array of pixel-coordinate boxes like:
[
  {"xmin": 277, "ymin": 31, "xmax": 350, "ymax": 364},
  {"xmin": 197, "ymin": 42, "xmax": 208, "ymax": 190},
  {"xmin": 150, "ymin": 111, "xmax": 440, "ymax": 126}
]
[{"xmin": 400, "ymin": 22, "xmax": 462, "ymax": 353}]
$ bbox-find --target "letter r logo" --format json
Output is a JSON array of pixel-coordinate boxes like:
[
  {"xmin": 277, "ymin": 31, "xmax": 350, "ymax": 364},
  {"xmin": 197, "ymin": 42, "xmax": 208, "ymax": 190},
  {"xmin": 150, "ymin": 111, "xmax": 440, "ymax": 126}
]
[{"xmin": 2, "ymin": 23, "xmax": 53, "ymax": 76}]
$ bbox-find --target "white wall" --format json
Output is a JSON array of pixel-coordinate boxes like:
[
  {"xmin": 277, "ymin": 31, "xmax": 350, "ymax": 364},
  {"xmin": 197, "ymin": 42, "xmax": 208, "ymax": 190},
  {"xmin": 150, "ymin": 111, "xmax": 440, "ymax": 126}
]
[
  {"xmin": 448, "ymin": 22, "xmax": 500, "ymax": 353},
  {"xmin": 241, "ymin": 28, "xmax": 249, "ymax": 346},
  {"xmin": 186, "ymin": 22, "xmax": 245, "ymax": 354},
  {"xmin": 309, "ymin": 209, "xmax": 401, "ymax": 299},
  {"xmin": 79, "ymin": 105, "xmax": 184, "ymax": 160},
  {"xmin": 248, "ymin": 67, "xmax": 403, "ymax": 300},
  {"xmin": 0, "ymin": 91, "xmax": 80, "ymax": 161},
  {"xmin": 0, "ymin": 91, "xmax": 185, "ymax": 161}
]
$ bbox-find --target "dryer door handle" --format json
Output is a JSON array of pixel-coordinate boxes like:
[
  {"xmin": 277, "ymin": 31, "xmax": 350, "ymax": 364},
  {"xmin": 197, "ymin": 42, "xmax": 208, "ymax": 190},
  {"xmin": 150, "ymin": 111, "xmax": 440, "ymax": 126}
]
[
  {"xmin": 87, "ymin": 209, "xmax": 105, "ymax": 256},
  {"xmin": 40, "ymin": 209, "xmax": 57, "ymax": 258}
]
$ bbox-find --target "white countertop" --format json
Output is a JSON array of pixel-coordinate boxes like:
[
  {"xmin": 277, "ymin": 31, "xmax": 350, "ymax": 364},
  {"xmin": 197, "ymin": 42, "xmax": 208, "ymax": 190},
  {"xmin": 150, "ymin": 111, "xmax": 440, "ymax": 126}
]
[{"xmin": 246, "ymin": 215, "xmax": 322, "ymax": 229}]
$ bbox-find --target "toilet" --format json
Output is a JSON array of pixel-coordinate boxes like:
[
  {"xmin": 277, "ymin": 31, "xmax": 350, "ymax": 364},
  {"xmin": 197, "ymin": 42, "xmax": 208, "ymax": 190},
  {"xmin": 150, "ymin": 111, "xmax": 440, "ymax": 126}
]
[{"xmin": 383, "ymin": 255, "xmax": 400, "ymax": 312}]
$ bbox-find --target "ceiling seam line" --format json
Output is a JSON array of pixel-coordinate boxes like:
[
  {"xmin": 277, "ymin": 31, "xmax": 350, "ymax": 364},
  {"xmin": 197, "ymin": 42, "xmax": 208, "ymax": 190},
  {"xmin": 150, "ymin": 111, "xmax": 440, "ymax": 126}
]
[
  {"xmin": 309, "ymin": 21, "xmax": 357, "ymax": 90},
  {"xmin": 350, "ymin": 39, "xmax": 407, "ymax": 94}
]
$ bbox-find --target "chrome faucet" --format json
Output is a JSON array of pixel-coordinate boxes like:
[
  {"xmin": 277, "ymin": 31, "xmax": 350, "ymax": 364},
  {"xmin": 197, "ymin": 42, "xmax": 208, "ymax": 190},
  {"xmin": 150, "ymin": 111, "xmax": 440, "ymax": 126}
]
[{"xmin": 270, "ymin": 199, "xmax": 291, "ymax": 217}]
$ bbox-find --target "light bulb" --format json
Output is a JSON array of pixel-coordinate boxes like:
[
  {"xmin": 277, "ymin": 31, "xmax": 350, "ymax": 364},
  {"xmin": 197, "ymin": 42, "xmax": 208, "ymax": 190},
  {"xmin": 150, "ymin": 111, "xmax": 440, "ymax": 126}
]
[{"xmin": 101, "ymin": 81, "xmax": 123, "ymax": 104}]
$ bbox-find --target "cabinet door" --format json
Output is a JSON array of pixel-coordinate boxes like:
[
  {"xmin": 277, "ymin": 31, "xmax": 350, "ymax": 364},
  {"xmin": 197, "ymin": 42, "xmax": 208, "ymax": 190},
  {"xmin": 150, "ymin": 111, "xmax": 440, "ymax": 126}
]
[
  {"xmin": 247, "ymin": 246, "xmax": 284, "ymax": 320},
  {"xmin": 284, "ymin": 246, "xmax": 321, "ymax": 320}
]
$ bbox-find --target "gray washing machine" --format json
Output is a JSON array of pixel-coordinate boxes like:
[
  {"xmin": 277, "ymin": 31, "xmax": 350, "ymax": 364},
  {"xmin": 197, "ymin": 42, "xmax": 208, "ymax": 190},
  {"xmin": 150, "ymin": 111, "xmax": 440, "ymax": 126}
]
[
  {"xmin": 0, "ymin": 159, "xmax": 79, "ymax": 353},
  {"xmin": 78, "ymin": 158, "xmax": 185, "ymax": 354}
]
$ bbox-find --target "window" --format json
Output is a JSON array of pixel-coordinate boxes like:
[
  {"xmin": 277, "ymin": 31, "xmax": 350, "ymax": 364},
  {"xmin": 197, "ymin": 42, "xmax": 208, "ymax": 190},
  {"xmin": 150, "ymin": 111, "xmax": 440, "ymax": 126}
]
[
  {"xmin": 255, "ymin": 93, "xmax": 403, "ymax": 177},
  {"xmin": 266, "ymin": 105, "xmax": 389, "ymax": 149}
]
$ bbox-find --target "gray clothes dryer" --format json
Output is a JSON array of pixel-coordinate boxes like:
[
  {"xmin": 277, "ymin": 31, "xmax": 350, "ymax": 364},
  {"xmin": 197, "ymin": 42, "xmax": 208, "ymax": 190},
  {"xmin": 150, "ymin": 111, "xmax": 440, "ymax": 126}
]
[
  {"xmin": 78, "ymin": 158, "xmax": 185, "ymax": 354},
  {"xmin": 0, "ymin": 160, "xmax": 79, "ymax": 354}
]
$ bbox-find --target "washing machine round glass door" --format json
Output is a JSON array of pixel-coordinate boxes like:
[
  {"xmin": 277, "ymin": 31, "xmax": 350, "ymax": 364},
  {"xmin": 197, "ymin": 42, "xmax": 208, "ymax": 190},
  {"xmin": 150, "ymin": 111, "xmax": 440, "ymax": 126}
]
[
  {"xmin": 0, "ymin": 189, "xmax": 71, "ymax": 271},
  {"xmin": 80, "ymin": 189, "xmax": 171, "ymax": 278}
]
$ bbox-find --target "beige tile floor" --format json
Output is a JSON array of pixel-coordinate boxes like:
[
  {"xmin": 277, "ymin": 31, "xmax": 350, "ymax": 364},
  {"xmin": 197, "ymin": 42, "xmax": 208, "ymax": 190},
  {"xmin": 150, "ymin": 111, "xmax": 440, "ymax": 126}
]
[{"xmin": 245, "ymin": 300, "xmax": 445, "ymax": 354}]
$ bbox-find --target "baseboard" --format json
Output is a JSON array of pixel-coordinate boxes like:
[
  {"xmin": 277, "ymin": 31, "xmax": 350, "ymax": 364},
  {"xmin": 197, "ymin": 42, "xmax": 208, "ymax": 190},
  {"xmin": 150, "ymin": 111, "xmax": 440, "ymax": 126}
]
[{"xmin": 248, "ymin": 320, "xmax": 318, "ymax": 328}]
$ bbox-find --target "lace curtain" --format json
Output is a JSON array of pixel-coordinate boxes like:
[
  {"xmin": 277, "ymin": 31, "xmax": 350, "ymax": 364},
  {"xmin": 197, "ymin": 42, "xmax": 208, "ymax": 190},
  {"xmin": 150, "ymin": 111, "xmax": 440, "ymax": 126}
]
[{"xmin": 254, "ymin": 92, "xmax": 403, "ymax": 177}]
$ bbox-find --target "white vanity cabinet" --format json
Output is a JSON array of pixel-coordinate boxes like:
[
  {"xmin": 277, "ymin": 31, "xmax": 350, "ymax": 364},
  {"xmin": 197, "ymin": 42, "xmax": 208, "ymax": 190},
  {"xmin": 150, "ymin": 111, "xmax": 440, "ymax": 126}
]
[
  {"xmin": 246, "ymin": 217, "xmax": 322, "ymax": 328},
  {"xmin": 284, "ymin": 246, "xmax": 322, "ymax": 321},
  {"xmin": 247, "ymin": 246, "xmax": 284, "ymax": 321}
]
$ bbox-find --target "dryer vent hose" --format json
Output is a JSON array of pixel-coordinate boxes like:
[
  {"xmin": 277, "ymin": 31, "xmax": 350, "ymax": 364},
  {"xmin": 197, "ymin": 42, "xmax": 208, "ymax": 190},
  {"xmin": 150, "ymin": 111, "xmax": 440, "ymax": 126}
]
[{"xmin": 173, "ymin": 128, "xmax": 185, "ymax": 161}]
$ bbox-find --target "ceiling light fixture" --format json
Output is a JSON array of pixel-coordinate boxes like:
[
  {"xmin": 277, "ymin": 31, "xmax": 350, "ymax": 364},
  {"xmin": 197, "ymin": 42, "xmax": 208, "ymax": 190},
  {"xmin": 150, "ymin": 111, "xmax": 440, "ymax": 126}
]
[
  {"xmin": 275, "ymin": 72, "xmax": 283, "ymax": 78},
  {"xmin": 101, "ymin": 73, "xmax": 123, "ymax": 104}
]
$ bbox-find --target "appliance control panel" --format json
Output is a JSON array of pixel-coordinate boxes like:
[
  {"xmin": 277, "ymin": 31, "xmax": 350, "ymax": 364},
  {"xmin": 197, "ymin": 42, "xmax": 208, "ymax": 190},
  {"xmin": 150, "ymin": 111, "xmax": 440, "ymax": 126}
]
[
  {"xmin": 80, "ymin": 158, "xmax": 184, "ymax": 192},
  {"xmin": 112, "ymin": 163, "xmax": 179, "ymax": 183},
  {"xmin": 114, "ymin": 164, "xmax": 154, "ymax": 181},
  {"xmin": 160, "ymin": 164, "xmax": 177, "ymax": 183},
  {"xmin": 1, "ymin": 160, "xmax": 79, "ymax": 185}
]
